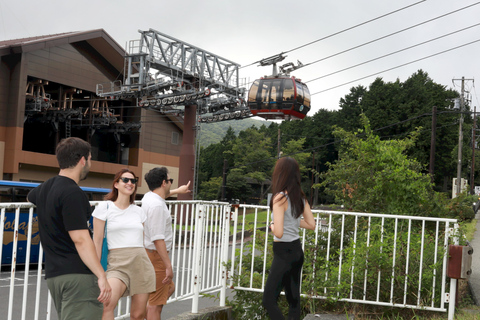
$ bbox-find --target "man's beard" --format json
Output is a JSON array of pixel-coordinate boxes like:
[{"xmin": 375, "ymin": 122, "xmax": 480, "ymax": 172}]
[{"xmin": 80, "ymin": 165, "xmax": 90, "ymax": 181}]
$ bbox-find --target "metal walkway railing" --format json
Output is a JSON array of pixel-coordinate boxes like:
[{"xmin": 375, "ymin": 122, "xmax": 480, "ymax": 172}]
[
  {"xmin": 1, "ymin": 201, "xmax": 459, "ymax": 319},
  {"xmin": 0, "ymin": 200, "xmax": 232, "ymax": 320},
  {"xmin": 229, "ymin": 205, "xmax": 459, "ymax": 320}
]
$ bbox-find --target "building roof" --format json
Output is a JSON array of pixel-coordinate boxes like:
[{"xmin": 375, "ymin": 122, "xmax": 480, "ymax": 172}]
[
  {"xmin": 0, "ymin": 29, "xmax": 126, "ymax": 72},
  {"xmin": 0, "ymin": 29, "xmax": 185, "ymax": 131}
]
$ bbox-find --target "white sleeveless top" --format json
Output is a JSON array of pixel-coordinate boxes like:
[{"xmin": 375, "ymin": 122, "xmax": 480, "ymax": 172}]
[{"xmin": 271, "ymin": 193, "xmax": 301, "ymax": 242}]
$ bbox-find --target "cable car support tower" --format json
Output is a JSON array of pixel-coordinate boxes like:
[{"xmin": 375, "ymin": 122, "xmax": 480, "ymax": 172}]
[{"xmin": 96, "ymin": 29, "xmax": 249, "ymax": 200}]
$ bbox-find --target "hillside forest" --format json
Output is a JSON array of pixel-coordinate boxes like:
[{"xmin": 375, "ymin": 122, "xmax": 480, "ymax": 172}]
[{"xmin": 196, "ymin": 70, "xmax": 478, "ymax": 217}]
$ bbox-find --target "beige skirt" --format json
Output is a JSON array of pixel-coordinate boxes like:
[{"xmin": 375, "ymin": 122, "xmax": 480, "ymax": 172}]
[{"xmin": 106, "ymin": 247, "xmax": 156, "ymax": 297}]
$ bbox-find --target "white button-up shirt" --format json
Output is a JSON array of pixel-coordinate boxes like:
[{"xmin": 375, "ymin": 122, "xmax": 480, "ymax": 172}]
[{"xmin": 142, "ymin": 191, "xmax": 173, "ymax": 252}]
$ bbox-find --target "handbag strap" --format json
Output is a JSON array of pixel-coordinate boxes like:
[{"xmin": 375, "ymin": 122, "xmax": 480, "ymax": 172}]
[{"xmin": 104, "ymin": 202, "xmax": 109, "ymax": 238}]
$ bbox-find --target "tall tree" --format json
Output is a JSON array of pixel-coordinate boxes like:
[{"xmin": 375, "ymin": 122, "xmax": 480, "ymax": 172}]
[
  {"xmin": 320, "ymin": 114, "xmax": 445, "ymax": 217},
  {"xmin": 336, "ymin": 70, "xmax": 462, "ymax": 192}
]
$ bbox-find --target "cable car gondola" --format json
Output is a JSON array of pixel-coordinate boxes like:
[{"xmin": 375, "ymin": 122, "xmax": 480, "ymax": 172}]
[{"xmin": 247, "ymin": 75, "xmax": 311, "ymax": 120}]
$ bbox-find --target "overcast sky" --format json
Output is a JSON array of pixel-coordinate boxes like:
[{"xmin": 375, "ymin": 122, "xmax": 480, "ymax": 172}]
[{"xmin": 1, "ymin": 0, "xmax": 479, "ymax": 115}]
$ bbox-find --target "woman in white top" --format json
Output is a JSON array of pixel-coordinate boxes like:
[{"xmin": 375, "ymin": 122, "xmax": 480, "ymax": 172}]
[{"xmin": 93, "ymin": 169, "xmax": 155, "ymax": 320}]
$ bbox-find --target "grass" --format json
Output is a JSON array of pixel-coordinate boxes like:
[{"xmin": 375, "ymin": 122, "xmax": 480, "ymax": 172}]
[
  {"xmin": 174, "ymin": 209, "xmax": 269, "ymax": 235},
  {"xmin": 462, "ymin": 219, "xmax": 477, "ymax": 242},
  {"xmin": 191, "ymin": 213, "xmax": 480, "ymax": 319},
  {"xmin": 349, "ymin": 219, "xmax": 478, "ymax": 320}
]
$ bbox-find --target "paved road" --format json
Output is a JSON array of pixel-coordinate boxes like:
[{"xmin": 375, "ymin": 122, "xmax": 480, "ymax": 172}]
[
  {"xmin": 0, "ymin": 268, "xmax": 57, "ymax": 320},
  {"xmin": 468, "ymin": 211, "xmax": 480, "ymax": 305},
  {"xmin": 1, "ymin": 268, "xmax": 231, "ymax": 320}
]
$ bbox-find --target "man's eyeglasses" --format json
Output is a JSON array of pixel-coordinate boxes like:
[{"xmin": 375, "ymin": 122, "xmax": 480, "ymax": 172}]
[
  {"xmin": 166, "ymin": 178, "xmax": 174, "ymax": 184},
  {"xmin": 119, "ymin": 177, "xmax": 138, "ymax": 184}
]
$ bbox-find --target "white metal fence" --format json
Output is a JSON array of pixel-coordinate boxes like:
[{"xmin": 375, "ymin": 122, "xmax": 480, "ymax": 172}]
[
  {"xmin": 0, "ymin": 200, "xmax": 232, "ymax": 320},
  {"xmin": 1, "ymin": 201, "xmax": 460, "ymax": 320},
  {"xmin": 229, "ymin": 205, "xmax": 460, "ymax": 320}
]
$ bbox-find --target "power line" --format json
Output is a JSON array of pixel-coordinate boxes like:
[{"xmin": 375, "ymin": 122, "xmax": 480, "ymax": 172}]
[
  {"xmin": 300, "ymin": 2, "xmax": 480, "ymax": 70},
  {"xmin": 238, "ymin": 3, "xmax": 480, "ymax": 103},
  {"xmin": 240, "ymin": 1, "xmax": 427, "ymax": 69},
  {"xmin": 305, "ymin": 22, "xmax": 480, "ymax": 84},
  {"xmin": 286, "ymin": 1, "xmax": 428, "ymax": 54},
  {"xmin": 310, "ymin": 38, "xmax": 480, "ymax": 95},
  {"xmin": 228, "ymin": 109, "xmax": 468, "ymax": 169}
]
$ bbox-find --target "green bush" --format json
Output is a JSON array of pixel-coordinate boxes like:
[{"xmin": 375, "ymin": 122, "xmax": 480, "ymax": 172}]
[
  {"xmin": 228, "ymin": 216, "xmax": 450, "ymax": 319},
  {"xmin": 445, "ymin": 190, "xmax": 477, "ymax": 221}
]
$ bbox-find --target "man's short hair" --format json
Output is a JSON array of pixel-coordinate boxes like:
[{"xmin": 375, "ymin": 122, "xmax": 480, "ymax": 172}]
[
  {"xmin": 56, "ymin": 137, "xmax": 91, "ymax": 169},
  {"xmin": 144, "ymin": 167, "xmax": 169, "ymax": 191}
]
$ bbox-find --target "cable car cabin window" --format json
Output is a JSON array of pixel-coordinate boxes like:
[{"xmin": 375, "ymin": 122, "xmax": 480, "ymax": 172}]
[
  {"xmin": 303, "ymin": 85, "xmax": 311, "ymax": 108},
  {"xmin": 296, "ymin": 82, "xmax": 305, "ymax": 105},
  {"xmin": 272, "ymin": 79, "xmax": 283, "ymax": 104},
  {"xmin": 248, "ymin": 80, "xmax": 260, "ymax": 104},
  {"xmin": 283, "ymin": 80, "xmax": 295, "ymax": 102}
]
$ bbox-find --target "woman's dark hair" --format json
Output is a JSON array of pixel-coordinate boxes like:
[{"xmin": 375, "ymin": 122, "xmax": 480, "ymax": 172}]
[
  {"xmin": 104, "ymin": 169, "xmax": 138, "ymax": 204},
  {"xmin": 56, "ymin": 137, "xmax": 91, "ymax": 169},
  {"xmin": 269, "ymin": 157, "xmax": 306, "ymax": 219}
]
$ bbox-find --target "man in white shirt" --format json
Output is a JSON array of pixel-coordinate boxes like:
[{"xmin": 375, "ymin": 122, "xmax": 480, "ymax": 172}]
[{"xmin": 143, "ymin": 167, "xmax": 190, "ymax": 320}]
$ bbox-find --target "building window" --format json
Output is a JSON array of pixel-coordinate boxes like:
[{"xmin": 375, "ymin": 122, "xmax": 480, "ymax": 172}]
[{"xmin": 171, "ymin": 132, "xmax": 179, "ymax": 145}]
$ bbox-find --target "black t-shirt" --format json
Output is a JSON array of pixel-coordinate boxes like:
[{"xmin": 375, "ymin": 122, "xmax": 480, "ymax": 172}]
[{"xmin": 28, "ymin": 175, "xmax": 93, "ymax": 279}]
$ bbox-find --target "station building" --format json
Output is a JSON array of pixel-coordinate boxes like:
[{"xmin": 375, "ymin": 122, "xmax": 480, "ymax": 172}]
[{"xmin": 0, "ymin": 29, "xmax": 185, "ymax": 196}]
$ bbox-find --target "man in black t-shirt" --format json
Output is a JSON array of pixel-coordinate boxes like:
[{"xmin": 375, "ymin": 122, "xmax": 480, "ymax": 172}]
[{"xmin": 28, "ymin": 137, "xmax": 111, "ymax": 320}]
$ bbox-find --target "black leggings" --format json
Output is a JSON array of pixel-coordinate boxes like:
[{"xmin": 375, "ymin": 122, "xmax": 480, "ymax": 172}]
[{"xmin": 262, "ymin": 239, "xmax": 304, "ymax": 320}]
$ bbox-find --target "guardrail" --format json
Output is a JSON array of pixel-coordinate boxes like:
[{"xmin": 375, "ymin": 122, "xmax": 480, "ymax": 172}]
[
  {"xmin": 1, "ymin": 201, "xmax": 460, "ymax": 320},
  {"xmin": 229, "ymin": 205, "xmax": 459, "ymax": 320},
  {"xmin": 0, "ymin": 200, "xmax": 232, "ymax": 320}
]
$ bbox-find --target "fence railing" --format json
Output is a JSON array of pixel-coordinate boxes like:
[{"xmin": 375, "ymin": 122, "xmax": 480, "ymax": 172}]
[
  {"xmin": 1, "ymin": 201, "xmax": 460, "ymax": 320},
  {"xmin": 229, "ymin": 205, "xmax": 459, "ymax": 320},
  {"xmin": 0, "ymin": 200, "xmax": 232, "ymax": 320}
]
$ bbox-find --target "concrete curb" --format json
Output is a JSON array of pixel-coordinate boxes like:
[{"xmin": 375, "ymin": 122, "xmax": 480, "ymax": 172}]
[
  {"xmin": 168, "ymin": 306, "xmax": 232, "ymax": 320},
  {"xmin": 304, "ymin": 314, "xmax": 355, "ymax": 320},
  {"xmin": 468, "ymin": 212, "xmax": 480, "ymax": 306}
]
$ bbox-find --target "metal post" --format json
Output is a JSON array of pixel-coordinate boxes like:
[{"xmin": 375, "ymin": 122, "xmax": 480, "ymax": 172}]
[
  {"xmin": 178, "ymin": 105, "xmax": 196, "ymax": 201},
  {"xmin": 8, "ymin": 207, "xmax": 20, "ymax": 320},
  {"xmin": 192, "ymin": 204, "xmax": 205, "ymax": 313},
  {"xmin": 220, "ymin": 204, "xmax": 231, "ymax": 307},
  {"xmin": 471, "ymin": 106, "xmax": 476, "ymax": 194},
  {"xmin": 448, "ymin": 223, "xmax": 460, "ymax": 320},
  {"xmin": 229, "ymin": 205, "xmax": 239, "ymax": 289}
]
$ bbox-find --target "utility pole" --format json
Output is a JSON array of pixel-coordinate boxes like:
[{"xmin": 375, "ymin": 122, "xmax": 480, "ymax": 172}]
[
  {"xmin": 277, "ymin": 129, "xmax": 281, "ymax": 158},
  {"xmin": 471, "ymin": 106, "xmax": 477, "ymax": 194},
  {"xmin": 310, "ymin": 152, "xmax": 315, "ymax": 206},
  {"xmin": 429, "ymin": 105, "xmax": 437, "ymax": 183},
  {"xmin": 453, "ymin": 76, "xmax": 475, "ymax": 196},
  {"xmin": 456, "ymin": 78, "xmax": 465, "ymax": 197},
  {"xmin": 222, "ymin": 159, "xmax": 227, "ymax": 201}
]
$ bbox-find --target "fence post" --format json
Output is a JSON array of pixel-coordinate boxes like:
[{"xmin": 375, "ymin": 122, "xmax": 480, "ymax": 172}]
[
  {"xmin": 220, "ymin": 204, "xmax": 231, "ymax": 307},
  {"xmin": 229, "ymin": 205, "xmax": 239, "ymax": 289},
  {"xmin": 448, "ymin": 223, "xmax": 460, "ymax": 320},
  {"xmin": 191, "ymin": 203, "xmax": 205, "ymax": 313},
  {"xmin": 8, "ymin": 206, "xmax": 21, "ymax": 320},
  {"xmin": 0, "ymin": 207, "xmax": 5, "ymax": 266}
]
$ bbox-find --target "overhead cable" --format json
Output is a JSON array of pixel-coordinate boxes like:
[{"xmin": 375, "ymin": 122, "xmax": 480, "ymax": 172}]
[
  {"xmin": 305, "ymin": 22, "xmax": 480, "ymax": 84},
  {"xmin": 240, "ymin": 0, "xmax": 427, "ymax": 69},
  {"xmin": 310, "ymin": 38, "xmax": 480, "ymax": 95},
  {"xmin": 301, "ymin": 2, "xmax": 480, "ymax": 70}
]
